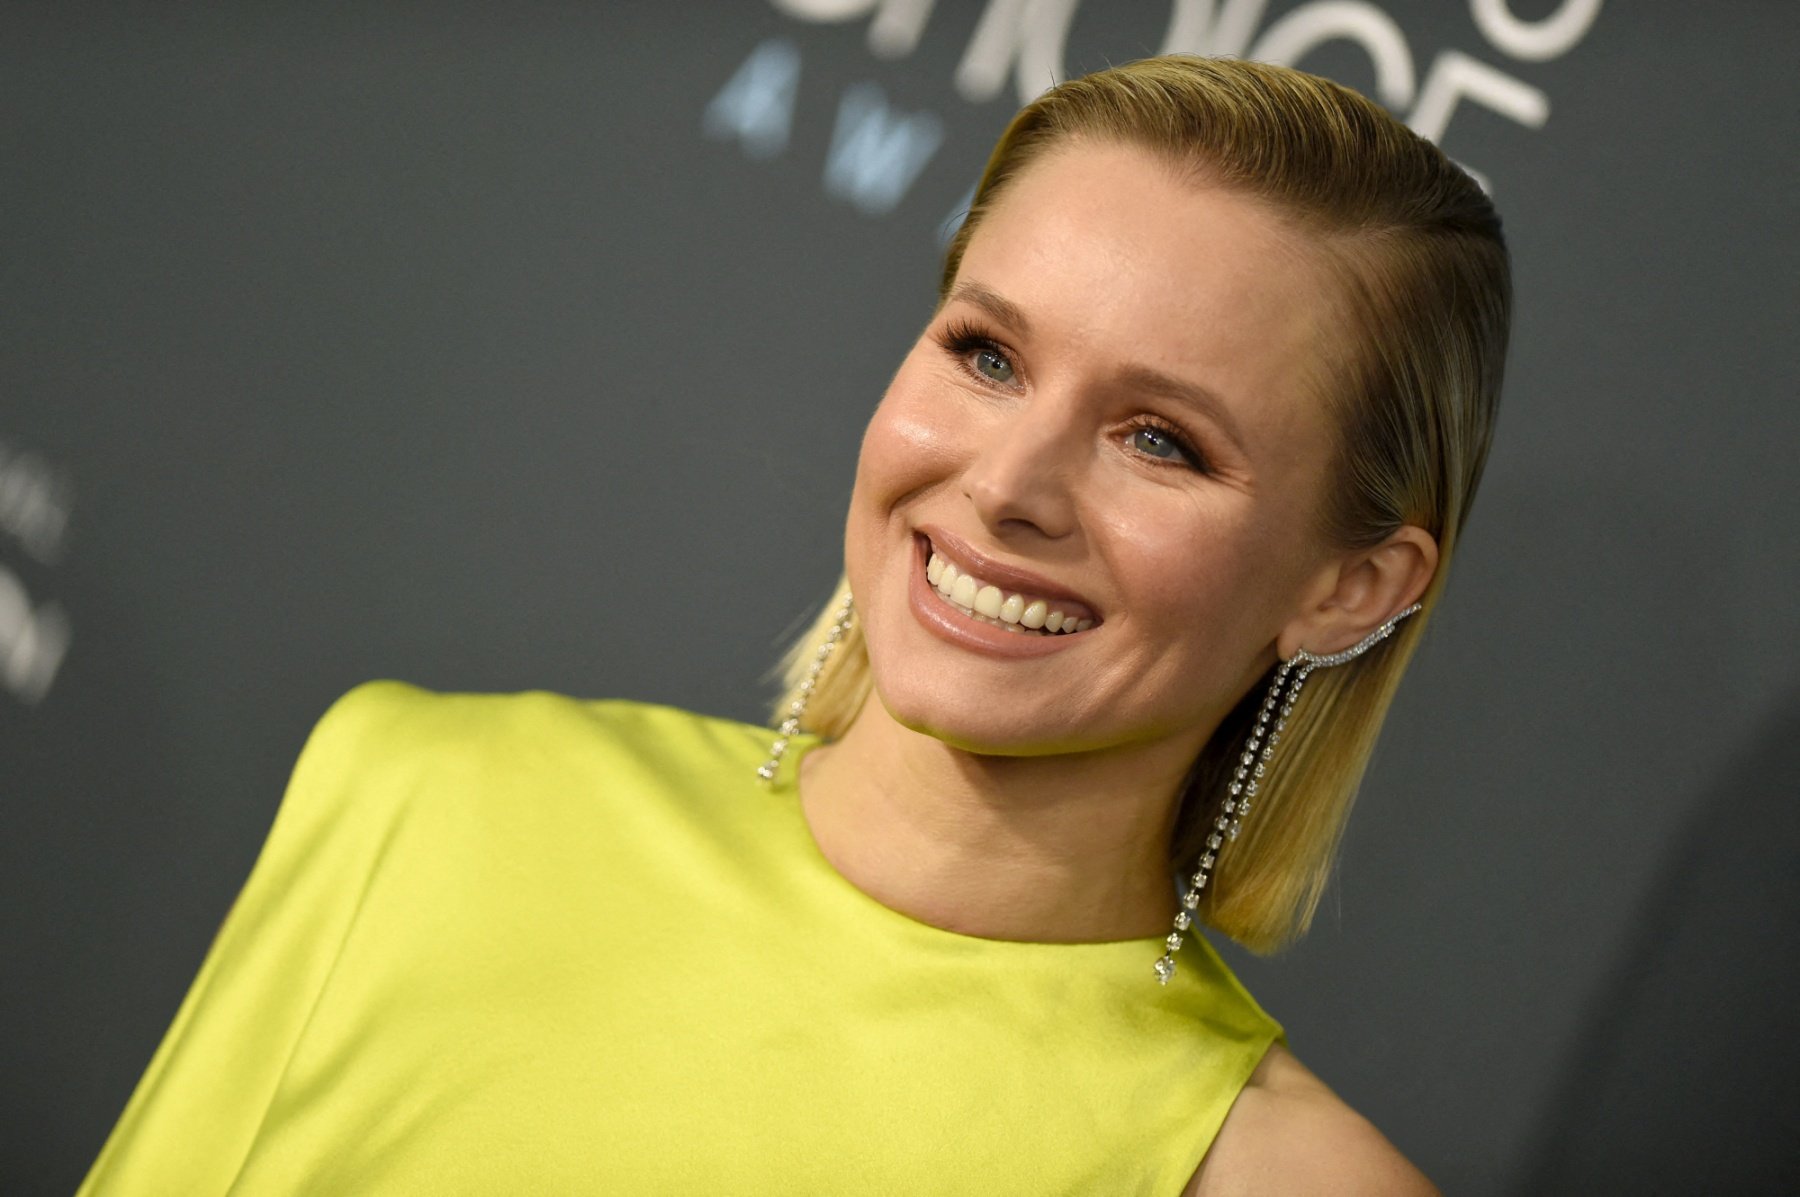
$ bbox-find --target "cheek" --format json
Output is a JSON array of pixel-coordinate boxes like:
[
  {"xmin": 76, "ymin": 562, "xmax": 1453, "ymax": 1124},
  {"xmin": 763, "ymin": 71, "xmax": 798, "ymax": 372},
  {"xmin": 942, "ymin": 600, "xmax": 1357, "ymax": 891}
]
[
  {"xmin": 845, "ymin": 359, "xmax": 965, "ymax": 602},
  {"xmin": 1134, "ymin": 531, "xmax": 1242, "ymax": 626},
  {"xmin": 1102, "ymin": 503, "xmax": 1292, "ymax": 637},
  {"xmin": 851, "ymin": 363, "xmax": 968, "ymax": 510}
]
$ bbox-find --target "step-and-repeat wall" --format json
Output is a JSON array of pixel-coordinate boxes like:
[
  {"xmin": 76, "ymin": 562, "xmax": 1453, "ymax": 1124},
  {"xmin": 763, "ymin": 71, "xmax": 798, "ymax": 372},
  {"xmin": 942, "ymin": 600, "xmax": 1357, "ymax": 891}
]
[{"xmin": 6, "ymin": 3, "xmax": 1796, "ymax": 1192}]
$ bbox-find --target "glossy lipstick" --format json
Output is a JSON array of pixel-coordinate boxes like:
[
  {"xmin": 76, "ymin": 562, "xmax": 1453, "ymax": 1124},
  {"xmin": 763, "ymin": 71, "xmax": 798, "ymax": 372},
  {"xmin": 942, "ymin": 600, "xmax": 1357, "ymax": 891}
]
[{"xmin": 907, "ymin": 530, "xmax": 1098, "ymax": 658}]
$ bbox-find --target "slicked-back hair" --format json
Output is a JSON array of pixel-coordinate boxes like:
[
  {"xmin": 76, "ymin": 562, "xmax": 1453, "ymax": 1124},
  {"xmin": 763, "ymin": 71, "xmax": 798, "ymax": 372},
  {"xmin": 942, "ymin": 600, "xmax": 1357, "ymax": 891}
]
[{"xmin": 775, "ymin": 55, "xmax": 1509, "ymax": 953}]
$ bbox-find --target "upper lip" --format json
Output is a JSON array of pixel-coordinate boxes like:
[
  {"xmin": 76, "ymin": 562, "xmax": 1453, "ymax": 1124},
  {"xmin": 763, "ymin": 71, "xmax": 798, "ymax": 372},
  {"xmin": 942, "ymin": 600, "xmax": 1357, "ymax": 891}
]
[{"xmin": 916, "ymin": 525, "xmax": 1102, "ymax": 621}]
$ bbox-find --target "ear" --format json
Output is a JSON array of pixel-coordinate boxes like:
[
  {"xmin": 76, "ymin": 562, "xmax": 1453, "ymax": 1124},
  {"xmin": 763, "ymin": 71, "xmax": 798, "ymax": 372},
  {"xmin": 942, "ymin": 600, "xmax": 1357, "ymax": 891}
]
[{"xmin": 1276, "ymin": 526, "xmax": 1439, "ymax": 662}]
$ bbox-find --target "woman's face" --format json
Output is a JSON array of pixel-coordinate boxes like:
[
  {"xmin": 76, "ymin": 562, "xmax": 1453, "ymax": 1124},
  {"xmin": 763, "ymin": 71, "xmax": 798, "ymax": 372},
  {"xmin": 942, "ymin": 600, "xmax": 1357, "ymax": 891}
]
[{"xmin": 844, "ymin": 141, "xmax": 1348, "ymax": 757}]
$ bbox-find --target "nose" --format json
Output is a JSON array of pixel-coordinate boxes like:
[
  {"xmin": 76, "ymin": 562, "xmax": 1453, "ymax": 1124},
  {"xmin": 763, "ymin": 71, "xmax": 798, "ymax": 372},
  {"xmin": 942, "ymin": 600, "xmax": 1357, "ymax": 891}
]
[{"xmin": 960, "ymin": 396, "xmax": 1081, "ymax": 541}]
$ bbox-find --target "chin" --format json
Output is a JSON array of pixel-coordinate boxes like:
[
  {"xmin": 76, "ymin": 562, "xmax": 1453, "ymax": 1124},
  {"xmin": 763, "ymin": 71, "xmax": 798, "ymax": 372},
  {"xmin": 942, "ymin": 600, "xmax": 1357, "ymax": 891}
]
[
  {"xmin": 882, "ymin": 698, "xmax": 1058, "ymax": 757},
  {"xmin": 861, "ymin": 664, "xmax": 1098, "ymax": 757}
]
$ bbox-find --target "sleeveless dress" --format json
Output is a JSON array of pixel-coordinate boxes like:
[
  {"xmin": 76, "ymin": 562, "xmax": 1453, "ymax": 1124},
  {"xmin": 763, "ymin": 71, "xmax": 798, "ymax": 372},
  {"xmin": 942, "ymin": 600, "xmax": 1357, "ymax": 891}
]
[{"xmin": 79, "ymin": 681, "xmax": 1283, "ymax": 1195}]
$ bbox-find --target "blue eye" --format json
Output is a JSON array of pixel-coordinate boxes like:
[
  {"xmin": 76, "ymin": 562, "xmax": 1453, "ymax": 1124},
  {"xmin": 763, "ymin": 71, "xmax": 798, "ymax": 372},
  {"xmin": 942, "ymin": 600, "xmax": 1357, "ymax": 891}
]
[
  {"xmin": 973, "ymin": 347, "xmax": 1014, "ymax": 384},
  {"xmin": 1126, "ymin": 420, "xmax": 1205, "ymax": 472},
  {"xmin": 938, "ymin": 320, "xmax": 1020, "ymax": 387},
  {"xmin": 1131, "ymin": 425, "xmax": 1182, "ymax": 460}
]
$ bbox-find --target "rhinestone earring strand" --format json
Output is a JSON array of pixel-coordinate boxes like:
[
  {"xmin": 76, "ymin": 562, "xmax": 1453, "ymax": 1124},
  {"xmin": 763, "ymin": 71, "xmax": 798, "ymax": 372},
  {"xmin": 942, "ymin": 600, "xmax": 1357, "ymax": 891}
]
[
  {"xmin": 1152, "ymin": 603, "xmax": 1423, "ymax": 986},
  {"xmin": 758, "ymin": 594, "xmax": 855, "ymax": 783}
]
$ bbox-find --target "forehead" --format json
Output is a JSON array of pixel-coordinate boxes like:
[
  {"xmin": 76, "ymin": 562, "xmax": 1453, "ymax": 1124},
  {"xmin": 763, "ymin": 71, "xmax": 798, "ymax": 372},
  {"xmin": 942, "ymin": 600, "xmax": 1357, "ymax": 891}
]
[{"xmin": 955, "ymin": 142, "xmax": 1341, "ymax": 452}]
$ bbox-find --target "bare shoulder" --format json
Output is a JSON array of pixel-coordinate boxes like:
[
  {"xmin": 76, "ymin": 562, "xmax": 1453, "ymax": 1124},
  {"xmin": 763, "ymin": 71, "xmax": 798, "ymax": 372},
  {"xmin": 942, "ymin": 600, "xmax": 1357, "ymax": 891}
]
[{"xmin": 1183, "ymin": 1043, "xmax": 1438, "ymax": 1197}]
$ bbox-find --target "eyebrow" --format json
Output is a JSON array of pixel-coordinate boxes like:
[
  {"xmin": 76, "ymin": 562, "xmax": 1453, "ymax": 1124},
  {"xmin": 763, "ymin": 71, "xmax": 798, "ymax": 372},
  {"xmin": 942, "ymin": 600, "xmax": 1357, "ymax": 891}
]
[
  {"xmin": 946, "ymin": 281, "xmax": 1033, "ymax": 338},
  {"xmin": 945, "ymin": 280, "xmax": 1247, "ymax": 456},
  {"xmin": 1114, "ymin": 363, "xmax": 1247, "ymax": 456}
]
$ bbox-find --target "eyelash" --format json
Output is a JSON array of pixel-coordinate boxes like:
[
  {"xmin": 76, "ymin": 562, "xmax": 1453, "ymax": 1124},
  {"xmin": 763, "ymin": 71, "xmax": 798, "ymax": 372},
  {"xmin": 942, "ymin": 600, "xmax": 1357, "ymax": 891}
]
[
  {"xmin": 933, "ymin": 319, "xmax": 1210, "ymax": 474},
  {"xmin": 1121, "ymin": 415, "xmax": 1207, "ymax": 473},
  {"xmin": 939, "ymin": 319, "xmax": 1016, "ymax": 385}
]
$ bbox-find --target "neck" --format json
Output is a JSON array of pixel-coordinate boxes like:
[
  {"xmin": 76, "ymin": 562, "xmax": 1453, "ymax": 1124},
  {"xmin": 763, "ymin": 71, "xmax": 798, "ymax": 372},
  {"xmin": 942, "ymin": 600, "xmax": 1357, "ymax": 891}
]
[{"xmin": 797, "ymin": 700, "xmax": 1209, "ymax": 943}]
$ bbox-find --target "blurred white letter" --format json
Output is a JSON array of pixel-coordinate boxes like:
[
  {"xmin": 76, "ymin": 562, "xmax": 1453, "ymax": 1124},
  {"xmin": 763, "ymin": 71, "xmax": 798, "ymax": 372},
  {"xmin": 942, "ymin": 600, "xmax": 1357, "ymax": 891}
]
[
  {"xmin": 1471, "ymin": 0, "xmax": 1602, "ymax": 62},
  {"xmin": 0, "ymin": 565, "xmax": 70, "ymax": 705},
  {"xmin": 1159, "ymin": 0, "xmax": 1268, "ymax": 58},
  {"xmin": 769, "ymin": 0, "xmax": 940, "ymax": 58},
  {"xmin": 824, "ymin": 82, "xmax": 944, "ymax": 215},
  {"xmin": 704, "ymin": 38, "xmax": 803, "ymax": 159},
  {"xmin": 1249, "ymin": 2, "xmax": 1416, "ymax": 111},
  {"xmin": 954, "ymin": 0, "xmax": 1080, "ymax": 105},
  {"xmin": 1408, "ymin": 48, "xmax": 1548, "ymax": 143}
]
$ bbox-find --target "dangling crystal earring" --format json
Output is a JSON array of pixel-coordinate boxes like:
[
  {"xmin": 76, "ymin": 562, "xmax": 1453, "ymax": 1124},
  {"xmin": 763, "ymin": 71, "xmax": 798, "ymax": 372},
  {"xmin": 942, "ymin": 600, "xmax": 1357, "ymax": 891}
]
[
  {"xmin": 1152, "ymin": 603, "xmax": 1422, "ymax": 985},
  {"xmin": 757, "ymin": 593, "xmax": 855, "ymax": 783}
]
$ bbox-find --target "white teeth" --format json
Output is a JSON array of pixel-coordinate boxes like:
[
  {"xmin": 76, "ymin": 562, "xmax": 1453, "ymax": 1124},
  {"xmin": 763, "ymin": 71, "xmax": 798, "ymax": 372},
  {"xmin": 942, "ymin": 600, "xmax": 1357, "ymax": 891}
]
[
  {"xmin": 949, "ymin": 573, "xmax": 978, "ymax": 609},
  {"xmin": 922, "ymin": 546, "xmax": 1096, "ymax": 635}
]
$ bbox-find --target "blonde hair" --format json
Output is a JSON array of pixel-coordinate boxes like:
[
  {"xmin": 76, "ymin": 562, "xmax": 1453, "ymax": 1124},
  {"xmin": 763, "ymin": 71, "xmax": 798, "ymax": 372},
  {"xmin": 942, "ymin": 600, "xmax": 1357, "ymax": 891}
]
[{"xmin": 773, "ymin": 56, "xmax": 1509, "ymax": 953}]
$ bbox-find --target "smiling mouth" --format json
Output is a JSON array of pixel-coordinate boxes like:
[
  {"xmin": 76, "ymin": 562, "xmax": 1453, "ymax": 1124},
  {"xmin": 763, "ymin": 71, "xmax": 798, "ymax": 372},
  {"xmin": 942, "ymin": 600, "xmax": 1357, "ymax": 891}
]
[{"xmin": 920, "ymin": 537, "xmax": 1099, "ymax": 637}]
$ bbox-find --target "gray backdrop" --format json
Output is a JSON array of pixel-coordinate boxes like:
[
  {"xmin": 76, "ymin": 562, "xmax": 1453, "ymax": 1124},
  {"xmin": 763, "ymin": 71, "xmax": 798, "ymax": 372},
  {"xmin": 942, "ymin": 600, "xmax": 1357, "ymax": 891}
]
[{"xmin": 5, "ymin": 2, "xmax": 1797, "ymax": 1193}]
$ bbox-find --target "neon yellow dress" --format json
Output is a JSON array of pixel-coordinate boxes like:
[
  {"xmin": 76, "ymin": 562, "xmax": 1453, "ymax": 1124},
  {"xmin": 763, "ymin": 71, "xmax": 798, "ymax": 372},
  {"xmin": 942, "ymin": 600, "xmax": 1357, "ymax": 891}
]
[{"xmin": 80, "ymin": 681, "xmax": 1282, "ymax": 1195}]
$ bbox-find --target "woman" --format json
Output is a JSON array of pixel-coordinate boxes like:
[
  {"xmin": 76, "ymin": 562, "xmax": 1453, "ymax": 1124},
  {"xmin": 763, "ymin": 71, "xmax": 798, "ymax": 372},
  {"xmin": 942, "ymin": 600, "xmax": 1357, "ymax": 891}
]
[{"xmin": 81, "ymin": 56, "xmax": 1504, "ymax": 1194}]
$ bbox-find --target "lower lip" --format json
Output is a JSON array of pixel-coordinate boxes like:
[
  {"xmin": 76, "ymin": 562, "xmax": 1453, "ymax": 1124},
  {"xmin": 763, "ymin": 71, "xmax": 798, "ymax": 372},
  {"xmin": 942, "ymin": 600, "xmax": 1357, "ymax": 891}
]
[{"xmin": 906, "ymin": 536, "xmax": 1089, "ymax": 659}]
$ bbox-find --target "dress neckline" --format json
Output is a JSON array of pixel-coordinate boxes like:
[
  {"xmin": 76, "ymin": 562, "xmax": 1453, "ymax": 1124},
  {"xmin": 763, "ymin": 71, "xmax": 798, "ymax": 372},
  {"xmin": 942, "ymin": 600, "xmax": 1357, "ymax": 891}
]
[{"xmin": 767, "ymin": 731, "xmax": 1174, "ymax": 958}]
